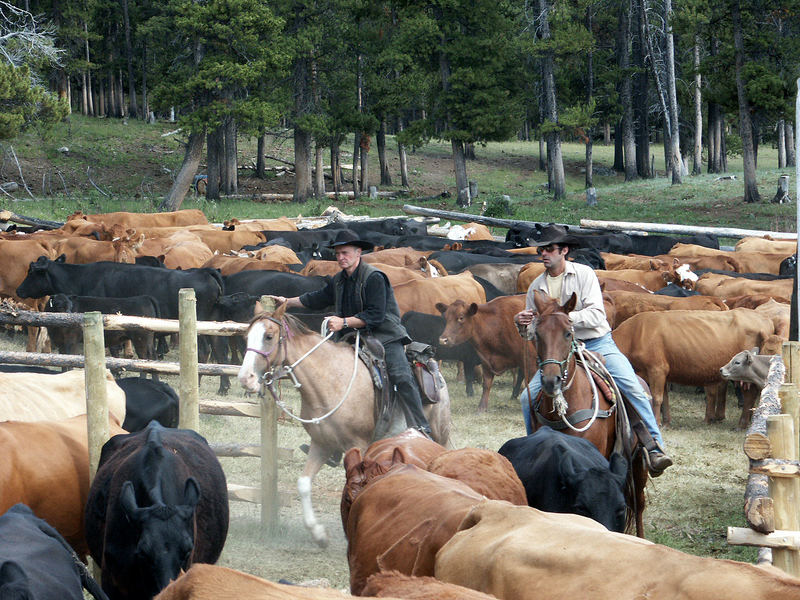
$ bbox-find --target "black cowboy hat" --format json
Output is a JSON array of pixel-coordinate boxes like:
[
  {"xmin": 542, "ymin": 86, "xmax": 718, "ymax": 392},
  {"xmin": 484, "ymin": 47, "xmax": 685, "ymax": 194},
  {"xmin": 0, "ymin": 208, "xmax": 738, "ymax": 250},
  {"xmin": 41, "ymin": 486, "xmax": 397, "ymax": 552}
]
[
  {"xmin": 530, "ymin": 224, "xmax": 581, "ymax": 248},
  {"xmin": 329, "ymin": 229, "xmax": 374, "ymax": 251}
]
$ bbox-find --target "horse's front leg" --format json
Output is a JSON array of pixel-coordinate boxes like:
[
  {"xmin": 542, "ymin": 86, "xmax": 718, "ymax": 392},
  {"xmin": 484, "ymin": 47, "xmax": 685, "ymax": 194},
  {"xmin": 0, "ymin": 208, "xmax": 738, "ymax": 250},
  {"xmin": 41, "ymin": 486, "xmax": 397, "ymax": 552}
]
[{"xmin": 298, "ymin": 442, "xmax": 332, "ymax": 548}]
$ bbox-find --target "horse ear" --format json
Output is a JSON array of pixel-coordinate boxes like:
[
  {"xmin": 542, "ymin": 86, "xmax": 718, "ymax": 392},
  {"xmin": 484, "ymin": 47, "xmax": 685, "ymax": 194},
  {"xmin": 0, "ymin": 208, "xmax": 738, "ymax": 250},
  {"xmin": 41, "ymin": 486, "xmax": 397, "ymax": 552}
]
[
  {"xmin": 532, "ymin": 290, "xmax": 548, "ymax": 314},
  {"xmin": 273, "ymin": 301, "xmax": 287, "ymax": 320},
  {"xmin": 562, "ymin": 292, "xmax": 577, "ymax": 314},
  {"xmin": 253, "ymin": 302, "xmax": 265, "ymax": 316}
]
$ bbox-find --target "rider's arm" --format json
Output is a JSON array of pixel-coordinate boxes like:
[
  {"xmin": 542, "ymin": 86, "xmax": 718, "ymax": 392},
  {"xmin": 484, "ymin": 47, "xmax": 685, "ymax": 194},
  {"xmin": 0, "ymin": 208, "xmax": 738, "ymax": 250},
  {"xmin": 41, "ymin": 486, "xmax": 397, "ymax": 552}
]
[
  {"xmin": 297, "ymin": 278, "xmax": 335, "ymax": 311},
  {"xmin": 567, "ymin": 268, "xmax": 608, "ymax": 331}
]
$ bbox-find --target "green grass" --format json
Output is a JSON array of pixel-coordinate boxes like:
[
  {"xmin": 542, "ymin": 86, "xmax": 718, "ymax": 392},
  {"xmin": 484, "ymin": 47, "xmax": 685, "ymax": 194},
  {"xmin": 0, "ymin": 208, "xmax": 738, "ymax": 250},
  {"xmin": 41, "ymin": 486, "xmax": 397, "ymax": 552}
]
[{"xmin": 3, "ymin": 114, "xmax": 797, "ymax": 235}]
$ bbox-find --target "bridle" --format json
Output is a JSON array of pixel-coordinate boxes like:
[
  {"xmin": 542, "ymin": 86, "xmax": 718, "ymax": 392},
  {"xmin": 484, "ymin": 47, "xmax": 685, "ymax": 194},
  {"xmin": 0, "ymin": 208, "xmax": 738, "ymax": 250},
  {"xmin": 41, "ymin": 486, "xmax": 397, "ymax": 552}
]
[
  {"xmin": 533, "ymin": 315, "xmax": 601, "ymax": 433},
  {"xmin": 244, "ymin": 315, "xmax": 361, "ymax": 425}
]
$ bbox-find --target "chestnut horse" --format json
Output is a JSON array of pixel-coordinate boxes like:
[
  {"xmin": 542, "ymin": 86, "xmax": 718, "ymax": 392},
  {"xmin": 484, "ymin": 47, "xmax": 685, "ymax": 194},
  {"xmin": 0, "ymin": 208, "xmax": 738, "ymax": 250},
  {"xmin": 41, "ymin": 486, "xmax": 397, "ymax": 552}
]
[
  {"xmin": 238, "ymin": 302, "xmax": 451, "ymax": 547},
  {"xmin": 528, "ymin": 291, "xmax": 648, "ymax": 536}
]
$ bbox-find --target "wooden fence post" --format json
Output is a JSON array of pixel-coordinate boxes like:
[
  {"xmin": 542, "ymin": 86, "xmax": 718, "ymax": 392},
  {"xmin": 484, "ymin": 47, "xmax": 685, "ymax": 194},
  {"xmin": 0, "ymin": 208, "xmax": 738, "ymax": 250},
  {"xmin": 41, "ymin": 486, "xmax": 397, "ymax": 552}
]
[
  {"xmin": 259, "ymin": 295, "xmax": 279, "ymax": 533},
  {"xmin": 767, "ymin": 414, "xmax": 800, "ymax": 576},
  {"xmin": 179, "ymin": 288, "xmax": 199, "ymax": 431},
  {"xmin": 83, "ymin": 311, "xmax": 109, "ymax": 481}
]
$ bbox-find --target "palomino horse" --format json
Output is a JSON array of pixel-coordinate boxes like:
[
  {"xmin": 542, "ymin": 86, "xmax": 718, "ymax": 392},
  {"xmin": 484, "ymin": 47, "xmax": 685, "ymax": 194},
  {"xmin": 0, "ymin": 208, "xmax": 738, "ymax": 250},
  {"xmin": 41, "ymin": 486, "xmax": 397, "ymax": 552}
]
[
  {"xmin": 527, "ymin": 290, "xmax": 648, "ymax": 536},
  {"xmin": 238, "ymin": 302, "xmax": 451, "ymax": 547}
]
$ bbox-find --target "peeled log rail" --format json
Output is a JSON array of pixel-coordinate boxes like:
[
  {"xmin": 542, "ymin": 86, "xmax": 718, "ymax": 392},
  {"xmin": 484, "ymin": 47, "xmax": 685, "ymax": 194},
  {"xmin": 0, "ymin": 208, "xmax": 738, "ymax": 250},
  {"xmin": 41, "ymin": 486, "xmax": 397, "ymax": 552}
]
[
  {"xmin": 0, "ymin": 209, "xmax": 64, "ymax": 230},
  {"xmin": 743, "ymin": 356, "xmax": 786, "ymax": 533},
  {"xmin": 0, "ymin": 350, "xmax": 240, "ymax": 376},
  {"xmin": 580, "ymin": 218, "xmax": 799, "ymax": 241},
  {"xmin": 0, "ymin": 308, "xmax": 248, "ymax": 336},
  {"xmin": 402, "ymin": 204, "xmax": 603, "ymax": 233}
]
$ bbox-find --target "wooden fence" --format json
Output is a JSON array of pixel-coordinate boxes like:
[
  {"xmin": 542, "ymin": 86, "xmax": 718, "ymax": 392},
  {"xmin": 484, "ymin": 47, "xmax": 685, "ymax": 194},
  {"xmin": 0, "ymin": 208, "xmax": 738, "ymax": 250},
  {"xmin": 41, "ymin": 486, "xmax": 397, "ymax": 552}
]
[
  {"xmin": 0, "ymin": 290, "xmax": 281, "ymax": 533},
  {"xmin": 728, "ymin": 341, "xmax": 800, "ymax": 577}
]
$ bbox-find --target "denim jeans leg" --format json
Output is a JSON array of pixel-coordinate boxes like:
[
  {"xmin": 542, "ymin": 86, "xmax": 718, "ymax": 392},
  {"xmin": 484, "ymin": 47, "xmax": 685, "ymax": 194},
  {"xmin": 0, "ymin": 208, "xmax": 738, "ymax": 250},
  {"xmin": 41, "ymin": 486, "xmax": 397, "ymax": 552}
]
[{"xmin": 519, "ymin": 371, "xmax": 542, "ymax": 435}]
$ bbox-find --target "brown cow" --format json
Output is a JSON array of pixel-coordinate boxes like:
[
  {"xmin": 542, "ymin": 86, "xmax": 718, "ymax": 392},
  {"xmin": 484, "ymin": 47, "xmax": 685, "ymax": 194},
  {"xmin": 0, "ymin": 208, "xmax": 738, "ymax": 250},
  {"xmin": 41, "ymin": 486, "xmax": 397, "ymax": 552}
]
[
  {"xmin": 600, "ymin": 253, "xmax": 670, "ymax": 271},
  {"xmin": 63, "ymin": 209, "xmax": 208, "ymax": 231},
  {"xmin": 695, "ymin": 273, "xmax": 793, "ymax": 301},
  {"xmin": 361, "ymin": 248, "xmax": 431, "ymax": 267},
  {"xmin": 754, "ymin": 299, "xmax": 790, "ymax": 338},
  {"xmin": 222, "ymin": 217, "xmax": 297, "ymax": 232},
  {"xmin": 362, "ymin": 571, "xmax": 498, "ymax": 599},
  {"xmin": 725, "ymin": 294, "xmax": 789, "ymax": 309},
  {"xmin": 466, "ymin": 263, "xmax": 525, "ymax": 296},
  {"xmin": 594, "ymin": 261, "xmax": 693, "ymax": 292},
  {"xmin": 669, "ymin": 243, "xmax": 792, "ymax": 275},
  {"xmin": 653, "ymin": 253, "xmax": 743, "ymax": 273},
  {"xmin": 604, "ymin": 290, "xmax": 728, "ymax": 328},
  {"xmin": 302, "ymin": 260, "xmax": 436, "ymax": 286},
  {"xmin": 249, "ymin": 245, "xmax": 303, "ymax": 265},
  {"xmin": 612, "ymin": 308, "xmax": 776, "ymax": 428},
  {"xmin": 0, "ymin": 414, "xmax": 126, "ymax": 558},
  {"xmin": 437, "ymin": 295, "xmax": 535, "ymax": 412},
  {"xmin": 341, "ymin": 430, "xmax": 447, "ymax": 527},
  {"xmin": 345, "ymin": 463, "xmax": 483, "ymax": 595},
  {"xmin": 435, "ymin": 499, "xmax": 800, "ymax": 600},
  {"xmin": 154, "ymin": 563, "xmax": 399, "ymax": 600},
  {"xmin": 735, "ymin": 236, "xmax": 796, "ymax": 254},
  {"xmin": 515, "ymin": 262, "xmax": 546, "ymax": 292},
  {"xmin": 393, "ymin": 272, "xmax": 486, "ymax": 316},
  {"xmin": 427, "ymin": 448, "xmax": 527, "ymax": 505},
  {"xmin": 202, "ymin": 254, "xmax": 291, "ymax": 275}
]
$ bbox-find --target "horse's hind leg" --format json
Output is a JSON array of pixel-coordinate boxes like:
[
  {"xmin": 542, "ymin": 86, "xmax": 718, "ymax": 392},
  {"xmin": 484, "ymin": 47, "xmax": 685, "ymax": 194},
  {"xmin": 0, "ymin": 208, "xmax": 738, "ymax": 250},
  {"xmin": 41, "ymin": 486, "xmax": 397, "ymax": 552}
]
[{"xmin": 298, "ymin": 444, "xmax": 331, "ymax": 548}]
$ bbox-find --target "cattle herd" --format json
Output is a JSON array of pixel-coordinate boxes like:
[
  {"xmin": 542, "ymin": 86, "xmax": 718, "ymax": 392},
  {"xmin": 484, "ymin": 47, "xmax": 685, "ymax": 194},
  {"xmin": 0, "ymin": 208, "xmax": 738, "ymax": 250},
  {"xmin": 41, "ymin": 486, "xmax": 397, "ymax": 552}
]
[{"xmin": 1, "ymin": 208, "xmax": 799, "ymax": 599}]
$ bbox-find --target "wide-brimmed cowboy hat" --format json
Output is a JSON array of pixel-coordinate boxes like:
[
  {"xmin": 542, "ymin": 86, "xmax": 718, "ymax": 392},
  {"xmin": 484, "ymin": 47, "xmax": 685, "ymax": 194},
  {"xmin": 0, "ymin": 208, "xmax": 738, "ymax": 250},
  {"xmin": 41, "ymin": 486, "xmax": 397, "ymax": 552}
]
[
  {"xmin": 329, "ymin": 229, "xmax": 374, "ymax": 250},
  {"xmin": 530, "ymin": 224, "xmax": 581, "ymax": 248}
]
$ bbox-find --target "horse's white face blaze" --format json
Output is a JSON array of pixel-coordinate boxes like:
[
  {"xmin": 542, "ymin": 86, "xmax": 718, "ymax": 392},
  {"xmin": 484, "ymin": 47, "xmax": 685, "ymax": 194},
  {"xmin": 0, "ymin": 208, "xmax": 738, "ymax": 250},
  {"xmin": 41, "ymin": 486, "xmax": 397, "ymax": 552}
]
[{"xmin": 238, "ymin": 320, "xmax": 279, "ymax": 393}]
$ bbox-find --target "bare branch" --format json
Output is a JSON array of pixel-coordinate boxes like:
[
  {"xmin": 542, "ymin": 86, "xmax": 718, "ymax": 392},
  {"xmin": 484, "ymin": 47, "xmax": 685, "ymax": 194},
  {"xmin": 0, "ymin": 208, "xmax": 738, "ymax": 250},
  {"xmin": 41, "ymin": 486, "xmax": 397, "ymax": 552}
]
[
  {"xmin": 86, "ymin": 166, "xmax": 110, "ymax": 197},
  {"xmin": 7, "ymin": 145, "xmax": 33, "ymax": 198}
]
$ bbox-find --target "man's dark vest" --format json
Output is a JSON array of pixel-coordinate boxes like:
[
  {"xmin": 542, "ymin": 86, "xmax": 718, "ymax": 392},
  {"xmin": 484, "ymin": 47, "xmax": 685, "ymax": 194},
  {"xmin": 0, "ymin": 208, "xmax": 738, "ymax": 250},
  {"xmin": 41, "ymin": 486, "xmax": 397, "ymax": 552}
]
[{"xmin": 333, "ymin": 262, "xmax": 410, "ymax": 345}]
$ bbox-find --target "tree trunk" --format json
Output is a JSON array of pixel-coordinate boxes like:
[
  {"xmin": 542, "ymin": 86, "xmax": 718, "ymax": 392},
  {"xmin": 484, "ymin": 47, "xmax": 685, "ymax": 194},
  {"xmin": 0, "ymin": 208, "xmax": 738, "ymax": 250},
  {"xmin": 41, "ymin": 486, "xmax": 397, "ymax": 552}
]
[
  {"xmin": 314, "ymin": 142, "xmax": 325, "ymax": 198},
  {"xmin": 663, "ymin": 0, "xmax": 682, "ymax": 184},
  {"xmin": 81, "ymin": 72, "xmax": 88, "ymax": 116},
  {"xmin": 117, "ymin": 69, "xmax": 125, "ymax": 118},
  {"xmin": 613, "ymin": 123, "xmax": 624, "ymax": 171},
  {"xmin": 206, "ymin": 127, "xmax": 222, "ymax": 200},
  {"xmin": 256, "ymin": 132, "xmax": 266, "ymax": 179},
  {"xmin": 83, "ymin": 20, "xmax": 94, "ymax": 116},
  {"xmin": 359, "ymin": 133, "xmax": 370, "ymax": 192},
  {"xmin": 108, "ymin": 69, "xmax": 117, "ymax": 117},
  {"xmin": 452, "ymin": 139, "xmax": 470, "ymax": 207},
  {"xmin": 352, "ymin": 132, "xmax": 361, "ymax": 198},
  {"xmin": 294, "ymin": 127, "xmax": 313, "ymax": 203},
  {"xmin": 585, "ymin": 6, "xmax": 594, "ymax": 190},
  {"xmin": 732, "ymin": 0, "xmax": 760, "ymax": 203},
  {"xmin": 692, "ymin": 38, "xmax": 703, "ymax": 175},
  {"xmin": 121, "ymin": 0, "xmax": 138, "ymax": 118},
  {"xmin": 377, "ymin": 117, "xmax": 392, "ymax": 186},
  {"xmin": 778, "ymin": 120, "xmax": 786, "ymax": 168},
  {"xmin": 634, "ymin": 0, "xmax": 650, "ymax": 177},
  {"xmin": 330, "ymin": 139, "xmax": 342, "ymax": 195},
  {"xmin": 465, "ymin": 142, "xmax": 476, "ymax": 160},
  {"xmin": 539, "ymin": 0, "xmax": 565, "ymax": 199},
  {"xmin": 142, "ymin": 43, "xmax": 148, "ymax": 118},
  {"xmin": 224, "ymin": 116, "xmax": 237, "ymax": 194},
  {"xmin": 617, "ymin": 0, "xmax": 637, "ymax": 181},
  {"xmin": 786, "ymin": 122, "xmax": 796, "ymax": 167},
  {"xmin": 397, "ymin": 116, "xmax": 409, "ymax": 188},
  {"xmin": 161, "ymin": 131, "xmax": 205, "ymax": 211},
  {"xmin": 603, "ymin": 122, "xmax": 611, "ymax": 145},
  {"xmin": 539, "ymin": 135, "xmax": 546, "ymax": 171}
]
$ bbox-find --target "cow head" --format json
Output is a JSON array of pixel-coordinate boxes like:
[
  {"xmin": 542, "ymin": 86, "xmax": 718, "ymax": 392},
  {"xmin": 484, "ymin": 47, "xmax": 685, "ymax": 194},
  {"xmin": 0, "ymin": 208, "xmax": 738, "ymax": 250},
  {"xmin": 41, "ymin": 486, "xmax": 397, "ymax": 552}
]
[
  {"xmin": 16, "ymin": 255, "xmax": 62, "ymax": 299},
  {"xmin": 118, "ymin": 477, "xmax": 200, "ymax": 596},
  {"xmin": 46, "ymin": 293, "xmax": 73, "ymax": 313},
  {"xmin": 719, "ymin": 348, "xmax": 758, "ymax": 381},
  {"xmin": 437, "ymin": 300, "xmax": 478, "ymax": 346},
  {"xmin": 341, "ymin": 447, "xmax": 406, "ymax": 527},
  {"xmin": 562, "ymin": 451, "xmax": 628, "ymax": 533}
]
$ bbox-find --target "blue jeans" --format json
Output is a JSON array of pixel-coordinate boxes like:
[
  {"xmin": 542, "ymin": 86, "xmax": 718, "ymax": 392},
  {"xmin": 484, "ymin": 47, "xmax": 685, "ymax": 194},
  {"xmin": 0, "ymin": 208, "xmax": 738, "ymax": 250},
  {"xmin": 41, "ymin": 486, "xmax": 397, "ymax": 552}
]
[{"xmin": 519, "ymin": 332, "xmax": 663, "ymax": 445}]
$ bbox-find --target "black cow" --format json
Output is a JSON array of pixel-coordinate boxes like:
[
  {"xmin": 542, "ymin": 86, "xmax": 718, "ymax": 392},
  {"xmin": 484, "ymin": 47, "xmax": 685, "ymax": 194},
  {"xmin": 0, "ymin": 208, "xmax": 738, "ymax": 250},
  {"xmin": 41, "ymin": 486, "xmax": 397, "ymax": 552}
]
[
  {"xmin": 115, "ymin": 378, "xmax": 179, "ymax": 432},
  {"xmin": 0, "ymin": 364, "xmax": 58, "ymax": 374},
  {"xmin": 223, "ymin": 270, "xmax": 328, "ymax": 298},
  {"xmin": 780, "ymin": 254, "xmax": 796, "ymax": 277},
  {"xmin": 694, "ymin": 268, "xmax": 791, "ymax": 281},
  {"xmin": 85, "ymin": 422, "xmax": 228, "ymax": 600},
  {"xmin": 653, "ymin": 283, "xmax": 699, "ymax": 297},
  {"xmin": 45, "ymin": 294, "xmax": 160, "ymax": 366},
  {"xmin": 473, "ymin": 276, "xmax": 507, "ymax": 301},
  {"xmin": 427, "ymin": 250, "xmax": 537, "ymax": 274},
  {"xmin": 17, "ymin": 257, "xmax": 223, "ymax": 322},
  {"xmin": 0, "ymin": 503, "xmax": 107, "ymax": 600},
  {"xmin": 401, "ymin": 311, "xmax": 482, "ymax": 397},
  {"xmin": 498, "ymin": 426, "xmax": 628, "ymax": 532},
  {"xmin": 319, "ymin": 217, "xmax": 429, "ymax": 237}
]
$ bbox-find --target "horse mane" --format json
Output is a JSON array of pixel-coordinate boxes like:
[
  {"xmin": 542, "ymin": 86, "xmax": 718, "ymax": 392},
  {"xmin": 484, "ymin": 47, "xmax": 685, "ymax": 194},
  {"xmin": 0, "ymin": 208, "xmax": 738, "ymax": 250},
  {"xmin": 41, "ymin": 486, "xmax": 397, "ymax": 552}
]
[{"xmin": 248, "ymin": 311, "xmax": 314, "ymax": 336}]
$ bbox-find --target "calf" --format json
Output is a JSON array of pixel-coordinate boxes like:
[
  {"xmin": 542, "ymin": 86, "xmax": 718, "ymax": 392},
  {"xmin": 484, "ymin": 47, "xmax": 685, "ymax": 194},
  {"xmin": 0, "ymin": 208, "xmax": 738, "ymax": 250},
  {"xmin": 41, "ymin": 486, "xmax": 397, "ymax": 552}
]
[
  {"xmin": 720, "ymin": 348, "xmax": 778, "ymax": 427},
  {"xmin": 498, "ymin": 427, "xmax": 628, "ymax": 532},
  {"xmin": 437, "ymin": 295, "xmax": 536, "ymax": 412},
  {"xmin": 401, "ymin": 310, "xmax": 482, "ymax": 397},
  {"xmin": 46, "ymin": 293, "xmax": 160, "ymax": 364},
  {"xmin": 115, "ymin": 377, "xmax": 179, "ymax": 432},
  {"xmin": 0, "ymin": 504, "xmax": 107, "ymax": 600},
  {"xmin": 85, "ymin": 422, "xmax": 229, "ymax": 600}
]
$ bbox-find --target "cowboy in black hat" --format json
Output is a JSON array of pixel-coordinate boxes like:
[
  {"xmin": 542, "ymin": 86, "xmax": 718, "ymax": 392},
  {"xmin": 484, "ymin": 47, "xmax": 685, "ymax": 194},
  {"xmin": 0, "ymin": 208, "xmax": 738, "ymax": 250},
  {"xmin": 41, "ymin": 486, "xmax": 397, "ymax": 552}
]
[
  {"xmin": 514, "ymin": 224, "xmax": 672, "ymax": 476},
  {"xmin": 273, "ymin": 229, "xmax": 432, "ymax": 437}
]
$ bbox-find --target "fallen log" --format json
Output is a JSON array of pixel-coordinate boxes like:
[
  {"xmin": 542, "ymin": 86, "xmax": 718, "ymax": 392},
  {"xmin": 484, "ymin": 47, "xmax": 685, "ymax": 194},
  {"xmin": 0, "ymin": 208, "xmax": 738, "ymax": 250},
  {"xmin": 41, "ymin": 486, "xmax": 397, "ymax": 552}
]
[
  {"xmin": 0, "ymin": 209, "xmax": 64, "ymax": 230},
  {"xmin": 580, "ymin": 218, "xmax": 800, "ymax": 241}
]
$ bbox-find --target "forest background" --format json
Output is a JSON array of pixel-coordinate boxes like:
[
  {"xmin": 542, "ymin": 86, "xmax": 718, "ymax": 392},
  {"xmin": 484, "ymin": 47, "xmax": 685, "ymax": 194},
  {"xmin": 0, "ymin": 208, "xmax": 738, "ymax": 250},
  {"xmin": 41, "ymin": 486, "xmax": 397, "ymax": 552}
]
[{"xmin": 0, "ymin": 0, "xmax": 799, "ymax": 221}]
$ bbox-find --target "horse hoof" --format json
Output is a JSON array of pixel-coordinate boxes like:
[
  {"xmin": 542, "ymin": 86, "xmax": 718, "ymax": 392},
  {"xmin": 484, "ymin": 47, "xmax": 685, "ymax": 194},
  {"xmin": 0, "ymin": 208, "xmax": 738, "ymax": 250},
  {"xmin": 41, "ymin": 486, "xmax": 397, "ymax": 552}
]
[
  {"xmin": 311, "ymin": 525, "xmax": 329, "ymax": 548},
  {"xmin": 476, "ymin": 405, "xmax": 487, "ymax": 414}
]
